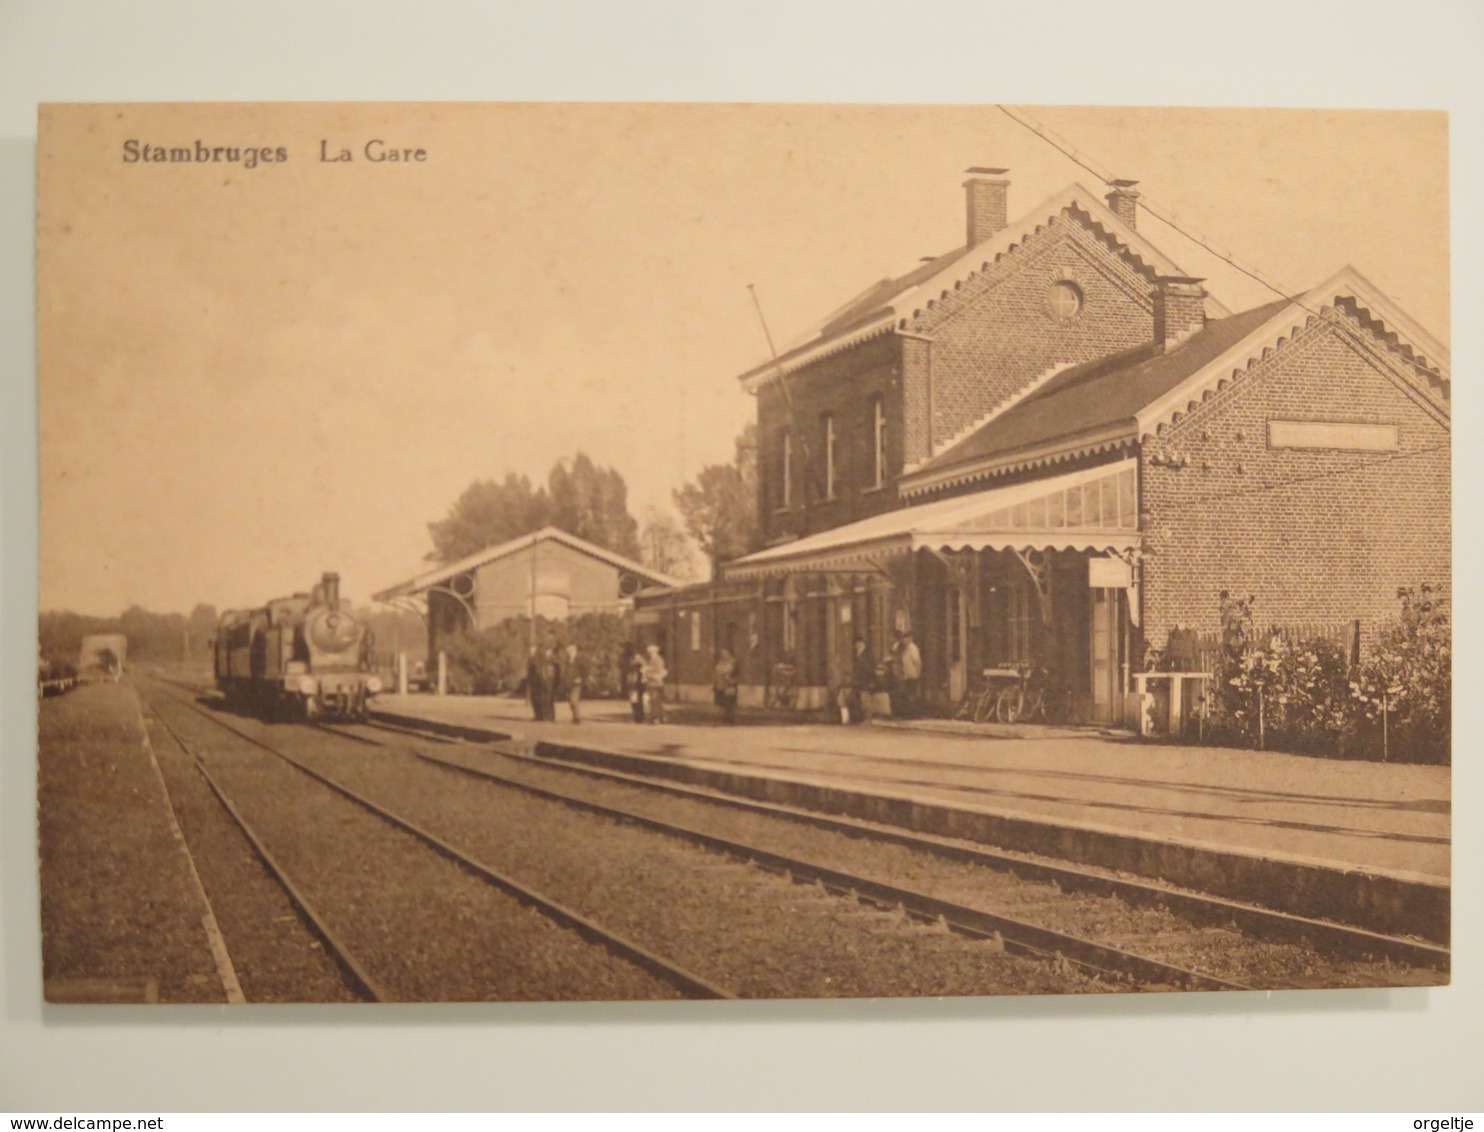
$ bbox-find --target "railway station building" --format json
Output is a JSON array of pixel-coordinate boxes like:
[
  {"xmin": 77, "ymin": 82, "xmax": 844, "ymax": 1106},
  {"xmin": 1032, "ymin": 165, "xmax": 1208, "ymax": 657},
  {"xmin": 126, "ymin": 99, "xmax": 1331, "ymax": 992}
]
[
  {"xmin": 635, "ymin": 172, "xmax": 1450, "ymax": 727},
  {"xmin": 374, "ymin": 526, "xmax": 681, "ymax": 664}
]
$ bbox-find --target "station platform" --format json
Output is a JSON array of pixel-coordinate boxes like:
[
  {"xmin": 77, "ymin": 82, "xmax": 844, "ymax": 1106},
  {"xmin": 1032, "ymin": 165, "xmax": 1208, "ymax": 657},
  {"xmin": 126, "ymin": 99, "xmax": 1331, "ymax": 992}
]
[{"xmin": 371, "ymin": 692, "xmax": 1452, "ymax": 943}]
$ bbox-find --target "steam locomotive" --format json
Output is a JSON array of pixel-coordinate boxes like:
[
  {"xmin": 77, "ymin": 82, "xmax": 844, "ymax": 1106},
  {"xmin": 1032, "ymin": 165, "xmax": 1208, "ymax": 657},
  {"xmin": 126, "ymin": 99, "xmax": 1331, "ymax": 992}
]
[{"xmin": 214, "ymin": 571, "xmax": 381, "ymax": 720}]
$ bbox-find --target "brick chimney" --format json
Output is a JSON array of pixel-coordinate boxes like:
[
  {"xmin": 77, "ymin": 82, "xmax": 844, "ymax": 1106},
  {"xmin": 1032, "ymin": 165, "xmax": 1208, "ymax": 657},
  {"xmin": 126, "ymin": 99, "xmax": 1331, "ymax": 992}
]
[
  {"xmin": 963, "ymin": 167, "xmax": 1009, "ymax": 246},
  {"xmin": 1153, "ymin": 276, "xmax": 1206, "ymax": 351},
  {"xmin": 1105, "ymin": 178, "xmax": 1140, "ymax": 229}
]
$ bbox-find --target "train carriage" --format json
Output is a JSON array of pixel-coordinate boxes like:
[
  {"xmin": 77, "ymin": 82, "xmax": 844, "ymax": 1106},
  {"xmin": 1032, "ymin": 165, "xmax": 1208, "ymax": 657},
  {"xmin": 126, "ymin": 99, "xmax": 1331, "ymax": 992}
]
[{"xmin": 215, "ymin": 571, "xmax": 381, "ymax": 720}]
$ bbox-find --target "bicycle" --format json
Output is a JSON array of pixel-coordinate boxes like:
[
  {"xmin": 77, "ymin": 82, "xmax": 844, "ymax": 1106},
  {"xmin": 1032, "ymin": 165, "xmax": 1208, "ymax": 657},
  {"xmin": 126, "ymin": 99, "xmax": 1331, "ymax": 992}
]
[
  {"xmin": 955, "ymin": 666, "xmax": 1024, "ymax": 724},
  {"xmin": 953, "ymin": 680, "xmax": 1001, "ymax": 724},
  {"xmin": 994, "ymin": 666, "xmax": 1071, "ymax": 724}
]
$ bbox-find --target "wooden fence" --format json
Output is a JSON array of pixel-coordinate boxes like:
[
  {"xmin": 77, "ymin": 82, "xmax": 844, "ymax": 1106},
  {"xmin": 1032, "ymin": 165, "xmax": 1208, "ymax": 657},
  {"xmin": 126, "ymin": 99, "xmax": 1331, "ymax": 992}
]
[
  {"xmin": 1160, "ymin": 619, "xmax": 1362, "ymax": 673},
  {"xmin": 1259, "ymin": 620, "xmax": 1362, "ymax": 667}
]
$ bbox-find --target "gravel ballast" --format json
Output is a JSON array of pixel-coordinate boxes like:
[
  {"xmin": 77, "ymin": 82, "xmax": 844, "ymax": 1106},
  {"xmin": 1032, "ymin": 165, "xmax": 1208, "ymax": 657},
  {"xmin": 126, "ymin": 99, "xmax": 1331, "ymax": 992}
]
[
  {"xmin": 38, "ymin": 682, "xmax": 226, "ymax": 1003},
  {"xmin": 149, "ymin": 689, "xmax": 681, "ymax": 1002},
  {"xmin": 118, "ymin": 681, "xmax": 1438, "ymax": 1002},
  {"xmin": 139, "ymin": 688, "xmax": 361, "ymax": 1002},
  {"xmin": 367, "ymin": 727, "xmax": 1444, "ymax": 992},
  {"xmin": 289, "ymin": 727, "xmax": 1115, "ymax": 999}
]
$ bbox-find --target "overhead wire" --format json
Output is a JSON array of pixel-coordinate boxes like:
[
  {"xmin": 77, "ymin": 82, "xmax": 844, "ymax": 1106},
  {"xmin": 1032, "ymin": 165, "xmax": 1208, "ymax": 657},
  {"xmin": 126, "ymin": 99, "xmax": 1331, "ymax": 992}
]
[
  {"xmin": 745, "ymin": 107, "xmax": 1444, "ymax": 535},
  {"xmin": 964, "ymin": 109, "xmax": 1451, "ymax": 519},
  {"xmin": 994, "ymin": 103, "xmax": 1446, "ymax": 389},
  {"xmin": 994, "ymin": 104, "xmax": 1303, "ymax": 306}
]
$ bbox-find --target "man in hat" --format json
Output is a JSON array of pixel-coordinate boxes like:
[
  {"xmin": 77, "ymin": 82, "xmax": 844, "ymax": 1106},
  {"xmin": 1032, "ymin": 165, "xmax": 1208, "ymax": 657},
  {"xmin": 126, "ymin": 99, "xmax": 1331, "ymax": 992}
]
[{"xmin": 561, "ymin": 641, "xmax": 587, "ymax": 724}]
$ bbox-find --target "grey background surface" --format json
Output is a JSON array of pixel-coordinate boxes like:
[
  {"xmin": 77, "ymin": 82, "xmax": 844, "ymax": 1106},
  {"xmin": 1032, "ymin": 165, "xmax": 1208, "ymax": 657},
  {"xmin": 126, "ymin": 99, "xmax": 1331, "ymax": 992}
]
[{"xmin": 2, "ymin": 0, "xmax": 1481, "ymax": 1112}]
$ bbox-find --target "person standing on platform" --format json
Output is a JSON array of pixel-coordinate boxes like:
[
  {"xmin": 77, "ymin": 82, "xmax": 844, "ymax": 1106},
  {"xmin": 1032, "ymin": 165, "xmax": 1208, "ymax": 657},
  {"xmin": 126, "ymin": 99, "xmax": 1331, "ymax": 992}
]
[
  {"xmin": 642, "ymin": 643, "xmax": 668, "ymax": 724},
  {"xmin": 525, "ymin": 646, "xmax": 544, "ymax": 722},
  {"xmin": 848, "ymin": 636, "xmax": 876, "ymax": 724},
  {"xmin": 538, "ymin": 643, "xmax": 560, "ymax": 722},
  {"xmin": 625, "ymin": 646, "xmax": 646, "ymax": 722},
  {"xmin": 713, "ymin": 648, "xmax": 739, "ymax": 725},
  {"xmin": 562, "ymin": 641, "xmax": 587, "ymax": 724},
  {"xmin": 895, "ymin": 631, "xmax": 922, "ymax": 718}
]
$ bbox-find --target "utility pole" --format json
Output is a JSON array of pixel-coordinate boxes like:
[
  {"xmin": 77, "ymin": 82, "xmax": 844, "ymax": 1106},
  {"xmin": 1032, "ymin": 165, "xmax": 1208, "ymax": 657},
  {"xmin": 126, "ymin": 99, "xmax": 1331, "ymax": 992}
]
[
  {"xmin": 528, "ymin": 533, "xmax": 538, "ymax": 652},
  {"xmin": 748, "ymin": 284, "xmax": 827, "ymax": 524}
]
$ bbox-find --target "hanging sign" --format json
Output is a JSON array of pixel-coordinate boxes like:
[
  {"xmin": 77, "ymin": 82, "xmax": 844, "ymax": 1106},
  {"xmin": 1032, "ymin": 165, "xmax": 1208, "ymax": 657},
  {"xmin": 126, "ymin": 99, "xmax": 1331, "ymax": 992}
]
[{"xmin": 1088, "ymin": 557, "xmax": 1132, "ymax": 589}]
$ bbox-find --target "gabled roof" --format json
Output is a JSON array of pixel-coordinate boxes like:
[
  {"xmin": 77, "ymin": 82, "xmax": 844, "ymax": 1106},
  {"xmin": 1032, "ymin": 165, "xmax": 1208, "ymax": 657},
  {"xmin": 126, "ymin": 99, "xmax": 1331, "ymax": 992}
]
[
  {"xmin": 373, "ymin": 527, "xmax": 681, "ymax": 602},
  {"xmin": 900, "ymin": 299, "xmax": 1290, "ymax": 497},
  {"xmin": 1135, "ymin": 265, "xmax": 1449, "ymax": 440},
  {"xmin": 901, "ymin": 265, "xmax": 1450, "ymax": 499},
  {"xmin": 738, "ymin": 181, "xmax": 1231, "ymax": 391}
]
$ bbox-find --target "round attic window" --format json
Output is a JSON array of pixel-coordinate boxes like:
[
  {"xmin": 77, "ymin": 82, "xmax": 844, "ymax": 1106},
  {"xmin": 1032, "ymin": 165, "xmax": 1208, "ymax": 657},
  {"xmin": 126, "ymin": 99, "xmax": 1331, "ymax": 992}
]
[{"xmin": 1047, "ymin": 280, "xmax": 1083, "ymax": 319}]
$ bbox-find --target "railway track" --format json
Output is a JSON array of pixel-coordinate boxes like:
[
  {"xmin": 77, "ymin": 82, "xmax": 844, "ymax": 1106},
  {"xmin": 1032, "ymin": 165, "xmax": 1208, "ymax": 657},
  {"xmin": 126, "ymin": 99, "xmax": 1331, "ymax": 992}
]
[
  {"xmin": 151, "ymin": 679, "xmax": 1222, "ymax": 994},
  {"xmin": 317, "ymin": 719, "xmax": 1274, "ymax": 992},
  {"xmin": 145, "ymin": 675, "xmax": 1444, "ymax": 994},
  {"xmin": 140, "ymin": 680, "xmax": 731, "ymax": 1001},
  {"xmin": 336, "ymin": 714, "xmax": 1448, "ymax": 983},
  {"xmin": 141, "ymin": 696, "xmax": 390, "ymax": 1001}
]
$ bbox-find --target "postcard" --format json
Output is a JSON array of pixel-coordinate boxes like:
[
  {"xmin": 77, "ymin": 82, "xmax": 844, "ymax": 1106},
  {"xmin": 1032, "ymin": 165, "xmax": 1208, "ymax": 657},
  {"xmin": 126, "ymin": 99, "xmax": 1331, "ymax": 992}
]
[{"xmin": 37, "ymin": 102, "xmax": 1449, "ymax": 1003}]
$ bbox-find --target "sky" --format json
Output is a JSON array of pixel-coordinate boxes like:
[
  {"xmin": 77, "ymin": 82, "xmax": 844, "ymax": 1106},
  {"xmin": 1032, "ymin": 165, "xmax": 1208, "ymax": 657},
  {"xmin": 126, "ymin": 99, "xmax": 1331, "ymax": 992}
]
[{"xmin": 37, "ymin": 103, "xmax": 1448, "ymax": 616}]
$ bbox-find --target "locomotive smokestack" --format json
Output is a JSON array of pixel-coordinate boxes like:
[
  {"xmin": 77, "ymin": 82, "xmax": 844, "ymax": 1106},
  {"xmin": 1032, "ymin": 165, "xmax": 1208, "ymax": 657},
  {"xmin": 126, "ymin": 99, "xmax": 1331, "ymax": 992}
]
[{"xmin": 322, "ymin": 571, "xmax": 341, "ymax": 611}]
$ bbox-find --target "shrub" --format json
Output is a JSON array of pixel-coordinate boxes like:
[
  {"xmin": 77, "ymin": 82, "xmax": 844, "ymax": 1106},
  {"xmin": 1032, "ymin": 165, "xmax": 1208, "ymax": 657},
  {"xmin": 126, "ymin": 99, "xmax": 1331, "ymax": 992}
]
[
  {"xmin": 1349, "ymin": 585, "xmax": 1450, "ymax": 763},
  {"xmin": 438, "ymin": 612, "xmax": 634, "ymax": 698},
  {"xmin": 1206, "ymin": 587, "xmax": 1449, "ymax": 763}
]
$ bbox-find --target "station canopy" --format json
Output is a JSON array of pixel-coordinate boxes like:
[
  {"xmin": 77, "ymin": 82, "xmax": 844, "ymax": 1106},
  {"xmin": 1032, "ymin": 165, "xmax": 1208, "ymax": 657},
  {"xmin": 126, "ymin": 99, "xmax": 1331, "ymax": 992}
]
[{"xmin": 725, "ymin": 459, "xmax": 1139, "ymax": 579}]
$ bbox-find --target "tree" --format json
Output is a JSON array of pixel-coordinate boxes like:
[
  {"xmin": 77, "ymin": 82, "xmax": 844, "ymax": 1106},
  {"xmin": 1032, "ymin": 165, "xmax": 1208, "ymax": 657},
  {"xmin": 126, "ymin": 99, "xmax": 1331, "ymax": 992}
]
[
  {"xmin": 426, "ymin": 473, "xmax": 549, "ymax": 563},
  {"xmin": 547, "ymin": 453, "xmax": 642, "ymax": 560},
  {"xmin": 39, "ymin": 605, "xmax": 191, "ymax": 665},
  {"xmin": 120, "ymin": 605, "xmax": 187, "ymax": 662},
  {"xmin": 639, "ymin": 505, "xmax": 698, "ymax": 581},
  {"xmin": 734, "ymin": 420, "xmax": 758, "ymax": 501},
  {"xmin": 427, "ymin": 454, "xmax": 642, "ymax": 565},
  {"xmin": 673, "ymin": 424, "xmax": 760, "ymax": 573},
  {"xmin": 441, "ymin": 612, "xmax": 633, "ymax": 697}
]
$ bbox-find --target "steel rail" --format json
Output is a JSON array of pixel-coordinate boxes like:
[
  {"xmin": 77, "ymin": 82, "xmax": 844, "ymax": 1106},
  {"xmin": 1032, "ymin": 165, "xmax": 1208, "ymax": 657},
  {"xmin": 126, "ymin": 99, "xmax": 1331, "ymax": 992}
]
[
  {"xmin": 349, "ymin": 717, "xmax": 1449, "ymax": 974},
  {"xmin": 343, "ymin": 717, "xmax": 461, "ymax": 744},
  {"xmin": 326, "ymin": 722, "xmax": 1254, "ymax": 991},
  {"xmin": 146, "ymin": 680, "xmax": 734, "ymax": 1001},
  {"xmin": 138, "ymin": 690, "xmax": 393, "ymax": 1003}
]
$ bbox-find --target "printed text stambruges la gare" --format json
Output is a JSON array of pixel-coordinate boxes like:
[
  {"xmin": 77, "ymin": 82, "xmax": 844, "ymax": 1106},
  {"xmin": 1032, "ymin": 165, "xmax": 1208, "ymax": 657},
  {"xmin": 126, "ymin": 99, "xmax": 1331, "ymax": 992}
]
[{"xmin": 121, "ymin": 138, "xmax": 428, "ymax": 168}]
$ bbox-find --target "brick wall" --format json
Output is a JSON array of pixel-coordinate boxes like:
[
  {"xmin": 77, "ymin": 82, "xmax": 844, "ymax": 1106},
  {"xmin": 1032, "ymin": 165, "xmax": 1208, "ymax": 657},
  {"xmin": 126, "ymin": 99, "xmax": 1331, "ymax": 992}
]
[
  {"xmin": 1140, "ymin": 311, "xmax": 1451, "ymax": 651},
  {"xmin": 756, "ymin": 333, "xmax": 904, "ymax": 544},
  {"xmin": 636, "ymin": 581, "xmax": 767, "ymax": 689},
  {"xmin": 756, "ymin": 208, "xmax": 1164, "ymax": 545},
  {"xmin": 903, "ymin": 211, "xmax": 1155, "ymax": 465}
]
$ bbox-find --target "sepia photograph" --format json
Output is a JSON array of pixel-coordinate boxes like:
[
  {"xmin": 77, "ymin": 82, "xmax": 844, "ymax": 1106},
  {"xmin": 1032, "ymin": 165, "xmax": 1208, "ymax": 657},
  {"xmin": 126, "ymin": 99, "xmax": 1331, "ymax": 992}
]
[{"xmin": 35, "ymin": 101, "xmax": 1450, "ymax": 1007}]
